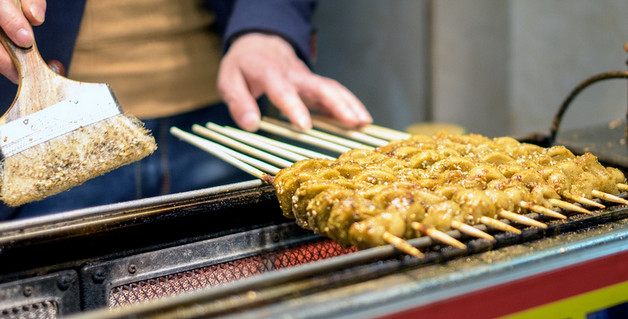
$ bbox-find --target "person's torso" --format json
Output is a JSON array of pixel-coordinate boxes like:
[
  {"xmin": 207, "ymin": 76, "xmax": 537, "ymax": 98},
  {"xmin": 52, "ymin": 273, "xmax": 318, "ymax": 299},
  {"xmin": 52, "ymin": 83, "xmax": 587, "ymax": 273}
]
[{"xmin": 69, "ymin": 0, "xmax": 222, "ymax": 119}]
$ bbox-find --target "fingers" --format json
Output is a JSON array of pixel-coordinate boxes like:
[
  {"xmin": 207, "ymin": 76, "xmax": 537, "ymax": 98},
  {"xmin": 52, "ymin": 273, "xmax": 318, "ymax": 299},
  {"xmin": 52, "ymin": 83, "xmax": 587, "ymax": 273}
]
[
  {"xmin": 263, "ymin": 70, "xmax": 312, "ymax": 129},
  {"xmin": 336, "ymin": 82, "xmax": 372, "ymax": 124},
  {"xmin": 21, "ymin": 0, "xmax": 46, "ymax": 26},
  {"xmin": 0, "ymin": 0, "xmax": 46, "ymax": 83},
  {"xmin": 0, "ymin": 0, "xmax": 34, "ymax": 48},
  {"xmin": 296, "ymin": 74, "xmax": 372, "ymax": 127},
  {"xmin": 219, "ymin": 33, "xmax": 312, "ymax": 131},
  {"xmin": 217, "ymin": 60, "xmax": 261, "ymax": 132},
  {"xmin": 219, "ymin": 32, "xmax": 371, "ymax": 130}
]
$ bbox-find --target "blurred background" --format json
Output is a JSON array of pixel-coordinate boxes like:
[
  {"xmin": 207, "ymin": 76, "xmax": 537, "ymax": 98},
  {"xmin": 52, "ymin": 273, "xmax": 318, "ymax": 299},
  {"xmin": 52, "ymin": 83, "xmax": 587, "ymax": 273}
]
[{"xmin": 312, "ymin": 0, "xmax": 628, "ymax": 138}]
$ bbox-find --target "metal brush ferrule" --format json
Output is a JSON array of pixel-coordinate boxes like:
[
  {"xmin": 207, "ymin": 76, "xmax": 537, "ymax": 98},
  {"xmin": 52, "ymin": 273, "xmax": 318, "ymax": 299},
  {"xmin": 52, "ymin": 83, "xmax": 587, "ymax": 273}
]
[{"xmin": 0, "ymin": 84, "xmax": 123, "ymax": 160}]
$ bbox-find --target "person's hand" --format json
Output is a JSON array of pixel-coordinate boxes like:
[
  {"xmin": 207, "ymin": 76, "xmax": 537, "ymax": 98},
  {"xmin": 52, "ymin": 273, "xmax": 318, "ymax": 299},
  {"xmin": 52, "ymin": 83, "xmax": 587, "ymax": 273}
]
[
  {"xmin": 0, "ymin": 0, "xmax": 46, "ymax": 83},
  {"xmin": 218, "ymin": 33, "xmax": 372, "ymax": 132}
]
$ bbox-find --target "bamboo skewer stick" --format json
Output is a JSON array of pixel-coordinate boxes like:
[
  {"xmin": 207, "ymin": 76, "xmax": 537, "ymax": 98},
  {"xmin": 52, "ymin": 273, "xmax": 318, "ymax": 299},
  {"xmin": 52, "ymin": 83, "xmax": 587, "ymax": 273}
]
[
  {"xmin": 205, "ymin": 123, "xmax": 309, "ymax": 162},
  {"xmin": 360, "ymin": 124, "xmax": 412, "ymax": 141},
  {"xmin": 311, "ymin": 117, "xmax": 389, "ymax": 147},
  {"xmin": 518, "ymin": 201, "xmax": 567, "ymax": 219},
  {"xmin": 562, "ymin": 193, "xmax": 605, "ymax": 209},
  {"xmin": 499, "ymin": 210, "xmax": 547, "ymax": 229},
  {"xmin": 263, "ymin": 117, "xmax": 373, "ymax": 150},
  {"xmin": 170, "ymin": 127, "xmax": 273, "ymax": 178},
  {"xmin": 450, "ymin": 221, "xmax": 495, "ymax": 241},
  {"xmin": 381, "ymin": 232, "xmax": 424, "ymax": 257},
  {"xmin": 219, "ymin": 125, "xmax": 334, "ymax": 160},
  {"xmin": 616, "ymin": 183, "xmax": 628, "ymax": 192},
  {"xmin": 258, "ymin": 120, "xmax": 351, "ymax": 153},
  {"xmin": 479, "ymin": 216, "xmax": 522, "ymax": 234},
  {"xmin": 591, "ymin": 190, "xmax": 628, "ymax": 205},
  {"xmin": 411, "ymin": 222, "xmax": 467, "ymax": 249},
  {"xmin": 310, "ymin": 115, "xmax": 411, "ymax": 141},
  {"xmin": 215, "ymin": 148, "xmax": 280, "ymax": 176},
  {"xmin": 193, "ymin": 124, "xmax": 294, "ymax": 168},
  {"xmin": 548, "ymin": 199, "xmax": 592, "ymax": 215}
]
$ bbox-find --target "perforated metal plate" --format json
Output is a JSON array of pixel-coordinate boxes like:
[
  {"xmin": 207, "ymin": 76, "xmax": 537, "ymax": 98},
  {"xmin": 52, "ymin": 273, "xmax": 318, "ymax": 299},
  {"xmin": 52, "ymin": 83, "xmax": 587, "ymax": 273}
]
[
  {"xmin": 0, "ymin": 271, "xmax": 78, "ymax": 319},
  {"xmin": 109, "ymin": 239, "xmax": 355, "ymax": 307},
  {"xmin": 0, "ymin": 300, "xmax": 58, "ymax": 319}
]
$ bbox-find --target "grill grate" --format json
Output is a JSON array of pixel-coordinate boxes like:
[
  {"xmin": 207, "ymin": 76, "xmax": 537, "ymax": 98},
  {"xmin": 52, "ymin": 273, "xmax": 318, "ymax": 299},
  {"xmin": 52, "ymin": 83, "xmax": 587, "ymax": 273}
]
[
  {"xmin": 109, "ymin": 238, "xmax": 356, "ymax": 307},
  {"xmin": 0, "ymin": 301, "xmax": 58, "ymax": 319}
]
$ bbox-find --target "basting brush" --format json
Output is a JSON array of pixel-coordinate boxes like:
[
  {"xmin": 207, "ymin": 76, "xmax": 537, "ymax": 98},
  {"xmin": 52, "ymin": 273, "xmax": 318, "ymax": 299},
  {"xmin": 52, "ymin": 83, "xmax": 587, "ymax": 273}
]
[{"xmin": 0, "ymin": 7, "xmax": 157, "ymax": 207}]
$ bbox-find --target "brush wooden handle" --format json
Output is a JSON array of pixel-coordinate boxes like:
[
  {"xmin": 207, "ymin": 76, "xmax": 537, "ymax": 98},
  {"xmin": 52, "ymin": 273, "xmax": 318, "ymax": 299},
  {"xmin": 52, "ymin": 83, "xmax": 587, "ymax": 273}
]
[{"xmin": 0, "ymin": 0, "xmax": 79, "ymax": 125}]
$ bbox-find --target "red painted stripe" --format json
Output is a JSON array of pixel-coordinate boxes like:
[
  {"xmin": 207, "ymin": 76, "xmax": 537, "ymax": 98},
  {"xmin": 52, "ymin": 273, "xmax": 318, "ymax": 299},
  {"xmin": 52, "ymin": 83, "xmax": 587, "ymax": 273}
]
[{"xmin": 379, "ymin": 249, "xmax": 628, "ymax": 319}]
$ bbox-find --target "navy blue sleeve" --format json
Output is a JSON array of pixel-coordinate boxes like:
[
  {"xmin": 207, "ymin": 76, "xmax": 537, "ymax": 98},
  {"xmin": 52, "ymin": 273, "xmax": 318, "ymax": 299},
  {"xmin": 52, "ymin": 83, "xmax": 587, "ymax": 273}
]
[
  {"xmin": 222, "ymin": 0, "xmax": 317, "ymax": 65},
  {"xmin": 204, "ymin": 0, "xmax": 236, "ymax": 35}
]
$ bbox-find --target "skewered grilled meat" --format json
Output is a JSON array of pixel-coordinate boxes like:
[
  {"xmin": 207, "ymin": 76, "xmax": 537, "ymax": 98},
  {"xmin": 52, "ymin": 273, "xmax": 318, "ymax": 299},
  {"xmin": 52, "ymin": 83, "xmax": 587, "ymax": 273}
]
[{"xmin": 273, "ymin": 133, "xmax": 626, "ymax": 250}]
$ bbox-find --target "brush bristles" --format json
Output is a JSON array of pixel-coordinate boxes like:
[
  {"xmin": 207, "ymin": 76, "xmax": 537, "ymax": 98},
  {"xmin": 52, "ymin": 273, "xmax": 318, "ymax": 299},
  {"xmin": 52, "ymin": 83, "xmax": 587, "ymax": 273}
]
[{"xmin": 0, "ymin": 114, "xmax": 157, "ymax": 206}]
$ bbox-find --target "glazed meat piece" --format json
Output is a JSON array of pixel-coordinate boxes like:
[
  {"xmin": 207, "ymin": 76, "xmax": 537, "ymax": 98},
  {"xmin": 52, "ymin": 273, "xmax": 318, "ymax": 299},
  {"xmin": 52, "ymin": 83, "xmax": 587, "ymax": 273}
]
[
  {"xmin": 274, "ymin": 158, "xmax": 336, "ymax": 218},
  {"xmin": 292, "ymin": 180, "xmax": 351, "ymax": 228},
  {"xmin": 349, "ymin": 210, "xmax": 408, "ymax": 249},
  {"xmin": 453, "ymin": 189, "xmax": 497, "ymax": 223},
  {"xmin": 529, "ymin": 184, "xmax": 561, "ymax": 208},
  {"xmin": 423, "ymin": 200, "xmax": 464, "ymax": 230}
]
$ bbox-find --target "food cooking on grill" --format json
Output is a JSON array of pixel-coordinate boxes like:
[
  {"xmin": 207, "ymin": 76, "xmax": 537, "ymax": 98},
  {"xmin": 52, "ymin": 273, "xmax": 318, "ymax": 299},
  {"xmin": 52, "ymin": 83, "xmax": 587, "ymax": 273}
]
[
  {"xmin": 171, "ymin": 120, "xmax": 628, "ymax": 257},
  {"xmin": 273, "ymin": 132, "xmax": 627, "ymax": 253}
]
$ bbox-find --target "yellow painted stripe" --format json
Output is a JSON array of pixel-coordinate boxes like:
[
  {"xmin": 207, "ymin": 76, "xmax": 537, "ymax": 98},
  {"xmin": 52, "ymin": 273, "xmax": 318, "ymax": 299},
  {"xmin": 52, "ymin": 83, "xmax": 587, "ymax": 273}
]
[{"xmin": 502, "ymin": 281, "xmax": 628, "ymax": 319}]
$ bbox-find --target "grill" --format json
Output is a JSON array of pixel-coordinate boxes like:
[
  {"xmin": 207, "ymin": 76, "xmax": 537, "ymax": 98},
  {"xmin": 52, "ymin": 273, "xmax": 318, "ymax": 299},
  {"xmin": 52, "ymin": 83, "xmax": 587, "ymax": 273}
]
[
  {"xmin": 109, "ymin": 238, "xmax": 355, "ymax": 307},
  {"xmin": 1, "ymin": 61, "xmax": 628, "ymax": 319}
]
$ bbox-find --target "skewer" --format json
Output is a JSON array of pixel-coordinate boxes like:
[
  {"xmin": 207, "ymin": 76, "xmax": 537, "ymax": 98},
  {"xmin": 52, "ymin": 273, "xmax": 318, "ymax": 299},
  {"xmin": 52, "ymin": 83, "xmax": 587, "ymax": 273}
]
[
  {"xmin": 219, "ymin": 125, "xmax": 334, "ymax": 160},
  {"xmin": 616, "ymin": 183, "xmax": 628, "ymax": 192},
  {"xmin": 170, "ymin": 127, "xmax": 272, "ymax": 179},
  {"xmin": 258, "ymin": 120, "xmax": 351, "ymax": 153},
  {"xmin": 411, "ymin": 222, "xmax": 467, "ymax": 249},
  {"xmin": 592, "ymin": 190, "xmax": 628, "ymax": 205},
  {"xmin": 562, "ymin": 193, "xmax": 605, "ymax": 209},
  {"xmin": 381, "ymin": 232, "xmax": 424, "ymax": 257},
  {"xmin": 498, "ymin": 210, "xmax": 547, "ymax": 229},
  {"xmin": 192, "ymin": 124, "xmax": 294, "ymax": 168},
  {"xmin": 213, "ymin": 149, "xmax": 280, "ymax": 176},
  {"xmin": 479, "ymin": 216, "xmax": 522, "ymax": 234},
  {"xmin": 450, "ymin": 221, "xmax": 495, "ymax": 241},
  {"xmin": 263, "ymin": 117, "xmax": 373, "ymax": 150},
  {"xmin": 204, "ymin": 123, "xmax": 309, "ymax": 162},
  {"xmin": 310, "ymin": 117, "xmax": 389, "ymax": 147},
  {"xmin": 361, "ymin": 124, "xmax": 412, "ymax": 141},
  {"xmin": 518, "ymin": 201, "xmax": 567, "ymax": 219},
  {"xmin": 311, "ymin": 115, "xmax": 412, "ymax": 141},
  {"xmin": 547, "ymin": 198, "xmax": 592, "ymax": 215}
]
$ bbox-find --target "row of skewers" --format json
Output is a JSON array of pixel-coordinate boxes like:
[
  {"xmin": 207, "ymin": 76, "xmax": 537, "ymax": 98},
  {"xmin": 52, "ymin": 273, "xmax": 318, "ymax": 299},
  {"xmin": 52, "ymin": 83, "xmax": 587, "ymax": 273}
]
[{"xmin": 170, "ymin": 117, "xmax": 628, "ymax": 257}]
